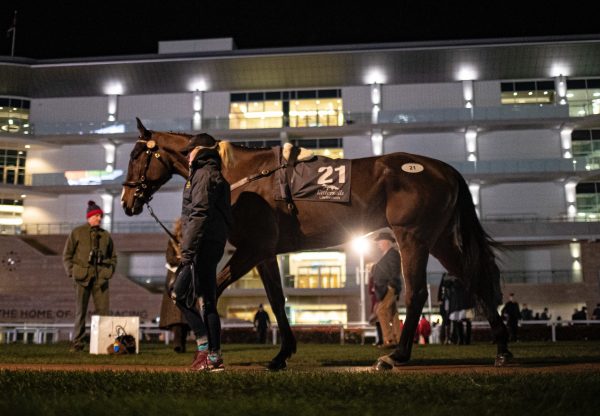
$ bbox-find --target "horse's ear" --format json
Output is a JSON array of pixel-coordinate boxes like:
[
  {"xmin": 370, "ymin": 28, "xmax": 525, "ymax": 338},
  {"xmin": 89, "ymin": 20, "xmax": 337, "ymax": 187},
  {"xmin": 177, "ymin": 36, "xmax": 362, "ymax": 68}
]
[{"xmin": 136, "ymin": 117, "xmax": 150, "ymax": 138}]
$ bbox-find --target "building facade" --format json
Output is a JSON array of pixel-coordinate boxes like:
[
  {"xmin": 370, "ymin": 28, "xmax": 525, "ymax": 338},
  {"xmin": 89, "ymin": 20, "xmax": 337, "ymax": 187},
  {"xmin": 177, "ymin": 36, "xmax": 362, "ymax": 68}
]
[{"xmin": 2, "ymin": 36, "xmax": 600, "ymax": 325}]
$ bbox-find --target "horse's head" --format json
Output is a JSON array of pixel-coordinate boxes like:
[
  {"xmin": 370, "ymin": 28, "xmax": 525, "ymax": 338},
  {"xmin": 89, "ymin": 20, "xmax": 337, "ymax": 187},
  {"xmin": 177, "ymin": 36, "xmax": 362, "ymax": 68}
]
[{"xmin": 121, "ymin": 118, "xmax": 187, "ymax": 216}]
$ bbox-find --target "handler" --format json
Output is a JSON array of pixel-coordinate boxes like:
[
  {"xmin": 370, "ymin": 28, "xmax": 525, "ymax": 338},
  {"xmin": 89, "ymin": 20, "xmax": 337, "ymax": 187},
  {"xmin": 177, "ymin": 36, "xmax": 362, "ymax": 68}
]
[{"xmin": 173, "ymin": 133, "xmax": 232, "ymax": 372}]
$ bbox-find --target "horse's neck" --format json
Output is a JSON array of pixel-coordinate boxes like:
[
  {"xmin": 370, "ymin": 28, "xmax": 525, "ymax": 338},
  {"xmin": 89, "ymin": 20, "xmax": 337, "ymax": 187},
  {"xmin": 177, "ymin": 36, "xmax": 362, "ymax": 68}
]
[{"xmin": 158, "ymin": 134, "xmax": 189, "ymax": 177}]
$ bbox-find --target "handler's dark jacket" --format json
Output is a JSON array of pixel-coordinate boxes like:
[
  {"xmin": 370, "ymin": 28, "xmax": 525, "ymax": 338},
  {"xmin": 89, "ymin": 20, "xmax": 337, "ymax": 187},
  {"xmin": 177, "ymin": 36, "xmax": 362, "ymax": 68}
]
[
  {"xmin": 62, "ymin": 224, "xmax": 117, "ymax": 287},
  {"xmin": 181, "ymin": 149, "xmax": 232, "ymax": 263},
  {"xmin": 372, "ymin": 248, "xmax": 402, "ymax": 301}
]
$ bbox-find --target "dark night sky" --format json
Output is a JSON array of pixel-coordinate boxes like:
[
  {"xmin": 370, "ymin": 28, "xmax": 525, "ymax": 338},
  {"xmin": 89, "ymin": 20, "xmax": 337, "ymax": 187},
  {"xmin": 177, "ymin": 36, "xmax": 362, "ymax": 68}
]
[{"xmin": 2, "ymin": 0, "xmax": 600, "ymax": 59}]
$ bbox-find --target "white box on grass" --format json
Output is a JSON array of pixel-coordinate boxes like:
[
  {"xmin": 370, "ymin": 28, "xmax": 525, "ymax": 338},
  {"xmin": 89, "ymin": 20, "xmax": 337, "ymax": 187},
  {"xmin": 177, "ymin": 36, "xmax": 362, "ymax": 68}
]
[{"xmin": 89, "ymin": 315, "xmax": 140, "ymax": 354}]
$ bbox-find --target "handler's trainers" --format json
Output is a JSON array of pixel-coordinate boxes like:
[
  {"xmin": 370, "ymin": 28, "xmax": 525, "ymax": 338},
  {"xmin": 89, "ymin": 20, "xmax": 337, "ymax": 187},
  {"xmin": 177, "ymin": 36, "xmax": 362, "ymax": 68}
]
[
  {"xmin": 190, "ymin": 349, "xmax": 209, "ymax": 371},
  {"xmin": 206, "ymin": 352, "xmax": 224, "ymax": 372}
]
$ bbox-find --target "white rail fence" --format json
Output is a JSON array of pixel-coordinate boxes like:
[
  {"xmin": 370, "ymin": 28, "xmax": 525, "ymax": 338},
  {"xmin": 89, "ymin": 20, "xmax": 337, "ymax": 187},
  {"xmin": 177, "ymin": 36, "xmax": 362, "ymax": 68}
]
[{"xmin": 1, "ymin": 320, "xmax": 599, "ymax": 345}]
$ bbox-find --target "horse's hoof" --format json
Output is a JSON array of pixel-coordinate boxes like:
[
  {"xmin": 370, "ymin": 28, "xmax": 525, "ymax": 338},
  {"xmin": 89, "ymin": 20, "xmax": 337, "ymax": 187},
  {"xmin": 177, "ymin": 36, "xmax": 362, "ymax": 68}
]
[
  {"xmin": 372, "ymin": 355, "xmax": 395, "ymax": 371},
  {"xmin": 267, "ymin": 360, "xmax": 287, "ymax": 371},
  {"xmin": 494, "ymin": 351, "xmax": 514, "ymax": 367}
]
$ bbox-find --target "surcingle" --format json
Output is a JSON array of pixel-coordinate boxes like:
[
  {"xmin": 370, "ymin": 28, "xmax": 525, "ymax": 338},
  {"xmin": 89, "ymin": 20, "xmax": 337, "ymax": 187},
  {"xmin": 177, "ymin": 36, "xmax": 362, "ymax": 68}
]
[{"xmin": 275, "ymin": 145, "xmax": 351, "ymax": 203}]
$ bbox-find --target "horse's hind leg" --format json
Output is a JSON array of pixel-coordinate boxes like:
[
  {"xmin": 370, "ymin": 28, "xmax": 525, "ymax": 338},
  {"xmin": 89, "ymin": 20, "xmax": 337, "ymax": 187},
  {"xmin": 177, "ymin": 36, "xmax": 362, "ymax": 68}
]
[
  {"xmin": 375, "ymin": 228, "xmax": 429, "ymax": 370},
  {"xmin": 256, "ymin": 257, "xmax": 296, "ymax": 370},
  {"xmin": 431, "ymin": 236, "xmax": 511, "ymax": 366}
]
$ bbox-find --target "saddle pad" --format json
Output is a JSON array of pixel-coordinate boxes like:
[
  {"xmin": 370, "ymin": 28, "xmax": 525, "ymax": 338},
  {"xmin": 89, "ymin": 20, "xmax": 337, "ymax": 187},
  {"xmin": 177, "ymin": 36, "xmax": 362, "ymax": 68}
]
[{"xmin": 276, "ymin": 155, "xmax": 351, "ymax": 203}]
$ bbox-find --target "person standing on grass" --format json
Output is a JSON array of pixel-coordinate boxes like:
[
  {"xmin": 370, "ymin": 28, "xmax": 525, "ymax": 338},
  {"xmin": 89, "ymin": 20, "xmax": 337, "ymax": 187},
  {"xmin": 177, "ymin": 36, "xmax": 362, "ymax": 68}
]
[
  {"xmin": 520, "ymin": 304, "xmax": 533, "ymax": 321},
  {"xmin": 371, "ymin": 231, "xmax": 402, "ymax": 349},
  {"xmin": 417, "ymin": 315, "xmax": 432, "ymax": 344},
  {"xmin": 63, "ymin": 200, "xmax": 117, "ymax": 352},
  {"xmin": 592, "ymin": 303, "xmax": 600, "ymax": 320},
  {"xmin": 501, "ymin": 293, "xmax": 521, "ymax": 342},
  {"xmin": 253, "ymin": 304, "xmax": 271, "ymax": 344},
  {"xmin": 172, "ymin": 134, "xmax": 232, "ymax": 372}
]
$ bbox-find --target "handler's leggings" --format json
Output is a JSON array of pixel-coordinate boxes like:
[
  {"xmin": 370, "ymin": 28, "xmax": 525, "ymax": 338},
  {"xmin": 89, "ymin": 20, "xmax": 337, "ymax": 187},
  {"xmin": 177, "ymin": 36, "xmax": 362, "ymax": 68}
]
[{"xmin": 175, "ymin": 240, "xmax": 224, "ymax": 352}]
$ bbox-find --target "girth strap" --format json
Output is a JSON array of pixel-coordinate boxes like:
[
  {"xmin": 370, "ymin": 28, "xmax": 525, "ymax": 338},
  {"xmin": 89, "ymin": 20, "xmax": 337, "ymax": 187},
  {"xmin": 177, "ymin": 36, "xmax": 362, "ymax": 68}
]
[{"xmin": 282, "ymin": 145, "xmax": 300, "ymax": 214}]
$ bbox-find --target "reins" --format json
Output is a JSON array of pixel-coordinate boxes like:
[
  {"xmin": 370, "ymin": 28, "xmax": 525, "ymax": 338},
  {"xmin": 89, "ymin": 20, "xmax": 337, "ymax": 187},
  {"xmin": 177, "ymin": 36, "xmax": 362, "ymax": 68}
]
[{"xmin": 229, "ymin": 164, "xmax": 285, "ymax": 191}]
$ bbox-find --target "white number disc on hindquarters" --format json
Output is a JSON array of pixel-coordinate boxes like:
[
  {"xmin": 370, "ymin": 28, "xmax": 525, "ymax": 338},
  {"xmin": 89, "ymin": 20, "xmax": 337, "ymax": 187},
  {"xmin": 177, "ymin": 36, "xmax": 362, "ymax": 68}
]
[{"xmin": 401, "ymin": 163, "xmax": 424, "ymax": 173}]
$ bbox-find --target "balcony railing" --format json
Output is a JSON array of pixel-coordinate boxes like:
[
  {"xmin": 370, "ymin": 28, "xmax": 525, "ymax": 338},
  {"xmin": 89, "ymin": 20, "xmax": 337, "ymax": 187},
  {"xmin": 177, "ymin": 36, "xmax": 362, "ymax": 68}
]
[{"xmin": 22, "ymin": 104, "xmax": 574, "ymax": 137}]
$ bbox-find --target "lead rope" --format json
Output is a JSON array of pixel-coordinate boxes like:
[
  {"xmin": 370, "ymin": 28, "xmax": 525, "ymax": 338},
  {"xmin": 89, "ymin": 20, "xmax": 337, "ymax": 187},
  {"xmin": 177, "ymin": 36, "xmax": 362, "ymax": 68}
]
[{"xmin": 146, "ymin": 202, "xmax": 178, "ymax": 242}]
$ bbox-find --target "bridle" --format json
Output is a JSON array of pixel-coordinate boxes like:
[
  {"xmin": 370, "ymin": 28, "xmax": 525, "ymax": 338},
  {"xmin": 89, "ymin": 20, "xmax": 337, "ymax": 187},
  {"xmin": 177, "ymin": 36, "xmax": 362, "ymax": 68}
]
[
  {"xmin": 122, "ymin": 135, "xmax": 177, "ymax": 241},
  {"xmin": 121, "ymin": 137, "xmax": 172, "ymax": 204}
]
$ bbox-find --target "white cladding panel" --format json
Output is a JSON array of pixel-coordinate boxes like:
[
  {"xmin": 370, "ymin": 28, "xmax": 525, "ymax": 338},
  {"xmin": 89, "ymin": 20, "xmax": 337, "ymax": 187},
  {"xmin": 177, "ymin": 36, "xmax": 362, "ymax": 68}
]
[
  {"xmin": 497, "ymin": 245, "xmax": 573, "ymax": 271},
  {"xmin": 478, "ymin": 130, "xmax": 560, "ymax": 160},
  {"xmin": 481, "ymin": 183, "xmax": 565, "ymax": 218},
  {"xmin": 341, "ymin": 86, "xmax": 370, "ymax": 112},
  {"xmin": 23, "ymin": 194, "xmax": 101, "ymax": 224},
  {"xmin": 30, "ymin": 97, "xmax": 107, "ymax": 122},
  {"xmin": 385, "ymin": 133, "xmax": 465, "ymax": 161},
  {"xmin": 26, "ymin": 145, "xmax": 104, "ymax": 173},
  {"xmin": 383, "ymin": 83, "xmax": 463, "ymax": 109},
  {"xmin": 112, "ymin": 191, "xmax": 182, "ymax": 223},
  {"xmin": 343, "ymin": 136, "xmax": 372, "ymax": 158},
  {"xmin": 203, "ymin": 92, "xmax": 230, "ymax": 118},
  {"xmin": 23, "ymin": 191, "xmax": 182, "ymax": 225},
  {"xmin": 473, "ymin": 81, "xmax": 501, "ymax": 107},
  {"xmin": 118, "ymin": 93, "xmax": 192, "ymax": 120}
]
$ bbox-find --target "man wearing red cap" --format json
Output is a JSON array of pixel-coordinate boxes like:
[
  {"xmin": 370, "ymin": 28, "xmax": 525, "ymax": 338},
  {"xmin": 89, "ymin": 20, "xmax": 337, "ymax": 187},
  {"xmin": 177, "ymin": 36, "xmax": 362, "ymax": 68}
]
[{"xmin": 63, "ymin": 200, "xmax": 117, "ymax": 352}]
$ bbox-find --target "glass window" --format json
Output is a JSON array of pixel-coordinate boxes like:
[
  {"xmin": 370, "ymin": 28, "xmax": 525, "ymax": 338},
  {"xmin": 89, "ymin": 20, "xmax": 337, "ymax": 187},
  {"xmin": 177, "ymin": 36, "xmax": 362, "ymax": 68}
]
[
  {"xmin": 229, "ymin": 90, "xmax": 343, "ymax": 129},
  {"xmin": 566, "ymin": 78, "xmax": 600, "ymax": 117},
  {"xmin": 289, "ymin": 98, "xmax": 344, "ymax": 127},
  {"xmin": 287, "ymin": 304, "xmax": 347, "ymax": 324},
  {"xmin": 229, "ymin": 100, "xmax": 283, "ymax": 129},
  {"xmin": 286, "ymin": 251, "xmax": 346, "ymax": 289},
  {"xmin": 0, "ymin": 98, "xmax": 30, "ymax": 134},
  {"xmin": 576, "ymin": 182, "xmax": 600, "ymax": 220},
  {"xmin": 571, "ymin": 129, "xmax": 600, "ymax": 157},
  {"xmin": 500, "ymin": 81, "xmax": 555, "ymax": 105}
]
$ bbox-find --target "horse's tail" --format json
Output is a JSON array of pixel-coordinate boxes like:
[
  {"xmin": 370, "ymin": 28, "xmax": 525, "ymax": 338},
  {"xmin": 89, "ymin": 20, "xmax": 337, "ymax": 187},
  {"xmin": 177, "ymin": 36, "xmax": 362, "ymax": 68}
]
[
  {"xmin": 218, "ymin": 141, "xmax": 236, "ymax": 169},
  {"xmin": 453, "ymin": 172, "xmax": 503, "ymax": 306}
]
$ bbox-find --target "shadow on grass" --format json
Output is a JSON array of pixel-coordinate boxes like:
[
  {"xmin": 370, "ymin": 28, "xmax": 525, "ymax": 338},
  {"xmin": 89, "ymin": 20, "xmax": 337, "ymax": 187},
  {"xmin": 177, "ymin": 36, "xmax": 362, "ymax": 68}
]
[{"xmin": 320, "ymin": 355, "xmax": 600, "ymax": 367}]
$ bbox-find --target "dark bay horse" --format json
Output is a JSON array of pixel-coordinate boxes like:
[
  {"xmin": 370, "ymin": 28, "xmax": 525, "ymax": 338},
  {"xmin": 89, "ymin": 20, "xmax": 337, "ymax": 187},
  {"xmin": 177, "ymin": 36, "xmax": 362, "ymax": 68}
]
[{"xmin": 121, "ymin": 118, "xmax": 512, "ymax": 370}]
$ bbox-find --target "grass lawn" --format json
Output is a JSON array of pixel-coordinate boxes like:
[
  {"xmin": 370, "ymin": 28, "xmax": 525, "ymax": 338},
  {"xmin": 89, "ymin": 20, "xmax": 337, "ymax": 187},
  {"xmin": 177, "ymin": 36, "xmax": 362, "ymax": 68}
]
[{"xmin": 1, "ymin": 341, "xmax": 599, "ymax": 415}]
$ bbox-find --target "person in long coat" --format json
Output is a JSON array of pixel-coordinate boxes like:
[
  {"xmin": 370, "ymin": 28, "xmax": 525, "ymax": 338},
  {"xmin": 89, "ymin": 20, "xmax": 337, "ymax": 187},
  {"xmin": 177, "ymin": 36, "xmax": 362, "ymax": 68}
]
[
  {"xmin": 173, "ymin": 133, "xmax": 232, "ymax": 372},
  {"xmin": 63, "ymin": 200, "xmax": 117, "ymax": 352},
  {"xmin": 371, "ymin": 231, "xmax": 403, "ymax": 348},
  {"xmin": 159, "ymin": 218, "xmax": 190, "ymax": 352}
]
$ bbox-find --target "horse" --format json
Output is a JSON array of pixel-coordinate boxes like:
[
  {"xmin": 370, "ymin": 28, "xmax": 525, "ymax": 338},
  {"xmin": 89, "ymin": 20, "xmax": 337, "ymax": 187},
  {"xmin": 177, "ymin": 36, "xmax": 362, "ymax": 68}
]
[{"xmin": 121, "ymin": 118, "xmax": 512, "ymax": 370}]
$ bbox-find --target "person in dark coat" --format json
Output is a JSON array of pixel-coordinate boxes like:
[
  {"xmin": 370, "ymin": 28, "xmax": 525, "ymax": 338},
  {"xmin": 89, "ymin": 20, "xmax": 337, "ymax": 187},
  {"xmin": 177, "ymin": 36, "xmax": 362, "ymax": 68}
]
[
  {"xmin": 159, "ymin": 217, "xmax": 190, "ymax": 352},
  {"xmin": 371, "ymin": 231, "xmax": 402, "ymax": 348},
  {"xmin": 438, "ymin": 273, "xmax": 472, "ymax": 345},
  {"xmin": 367, "ymin": 263, "xmax": 384, "ymax": 346},
  {"xmin": 501, "ymin": 293, "xmax": 521, "ymax": 342},
  {"xmin": 172, "ymin": 133, "xmax": 232, "ymax": 372},
  {"xmin": 520, "ymin": 304, "xmax": 533, "ymax": 321},
  {"xmin": 592, "ymin": 303, "xmax": 600, "ymax": 320},
  {"xmin": 253, "ymin": 304, "xmax": 271, "ymax": 344},
  {"xmin": 63, "ymin": 200, "xmax": 117, "ymax": 352}
]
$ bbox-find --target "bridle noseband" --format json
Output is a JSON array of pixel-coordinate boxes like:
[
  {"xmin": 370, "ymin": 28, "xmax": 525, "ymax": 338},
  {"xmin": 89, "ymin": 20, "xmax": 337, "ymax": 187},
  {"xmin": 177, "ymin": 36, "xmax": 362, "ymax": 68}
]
[{"xmin": 122, "ymin": 137, "xmax": 172, "ymax": 204}]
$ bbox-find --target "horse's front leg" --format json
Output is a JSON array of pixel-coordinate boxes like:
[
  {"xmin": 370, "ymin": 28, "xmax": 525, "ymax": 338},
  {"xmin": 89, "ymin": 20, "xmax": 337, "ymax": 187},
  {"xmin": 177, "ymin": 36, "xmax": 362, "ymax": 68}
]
[
  {"xmin": 215, "ymin": 247, "xmax": 259, "ymax": 297},
  {"xmin": 375, "ymin": 230, "xmax": 429, "ymax": 370},
  {"xmin": 256, "ymin": 257, "xmax": 296, "ymax": 370}
]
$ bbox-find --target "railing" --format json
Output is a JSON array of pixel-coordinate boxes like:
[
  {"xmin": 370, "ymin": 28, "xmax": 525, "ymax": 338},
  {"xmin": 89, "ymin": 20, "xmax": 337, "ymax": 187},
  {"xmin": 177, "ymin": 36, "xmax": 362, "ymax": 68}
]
[
  {"xmin": 22, "ymin": 104, "xmax": 574, "ymax": 137},
  {"xmin": 1, "ymin": 221, "xmax": 176, "ymax": 235},
  {"xmin": 2, "ymin": 320, "xmax": 599, "ymax": 345}
]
